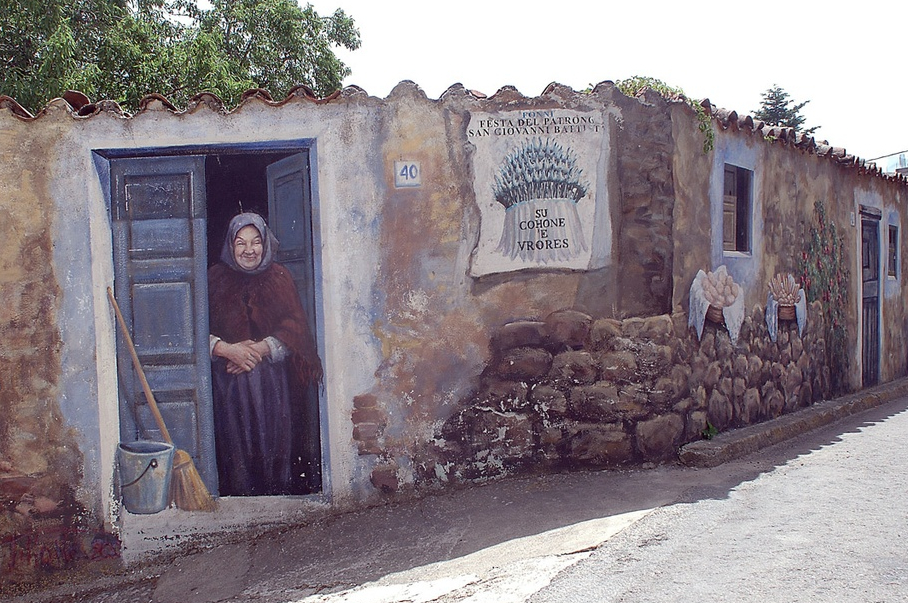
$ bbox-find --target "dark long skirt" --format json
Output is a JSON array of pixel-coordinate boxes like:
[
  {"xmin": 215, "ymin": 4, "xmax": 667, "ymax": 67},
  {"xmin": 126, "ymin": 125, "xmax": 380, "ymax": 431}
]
[{"xmin": 211, "ymin": 358, "xmax": 294, "ymax": 496}]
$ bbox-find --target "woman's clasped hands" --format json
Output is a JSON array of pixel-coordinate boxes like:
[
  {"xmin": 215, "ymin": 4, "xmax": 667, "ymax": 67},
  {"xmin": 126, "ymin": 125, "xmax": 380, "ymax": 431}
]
[{"xmin": 214, "ymin": 339, "xmax": 271, "ymax": 374}]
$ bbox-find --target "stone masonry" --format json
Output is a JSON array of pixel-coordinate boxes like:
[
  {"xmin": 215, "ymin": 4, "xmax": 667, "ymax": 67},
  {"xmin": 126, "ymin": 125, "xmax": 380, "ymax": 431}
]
[{"xmin": 434, "ymin": 303, "xmax": 828, "ymax": 482}]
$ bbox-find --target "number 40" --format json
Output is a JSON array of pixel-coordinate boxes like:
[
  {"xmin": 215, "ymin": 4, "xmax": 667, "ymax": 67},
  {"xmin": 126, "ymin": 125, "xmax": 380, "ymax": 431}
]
[
  {"xmin": 394, "ymin": 161, "xmax": 421, "ymax": 188},
  {"xmin": 400, "ymin": 164, "xmax": 418, "ymax": 180}
]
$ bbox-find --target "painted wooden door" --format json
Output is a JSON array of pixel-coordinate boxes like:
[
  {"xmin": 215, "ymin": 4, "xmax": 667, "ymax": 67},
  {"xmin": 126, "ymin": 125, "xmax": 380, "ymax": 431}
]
[
  {"xmin": 267, "ymin": 153, "xmax": 316, "ymax": 335},
  {"xmin": 266, "ymin": 152, "xmax": 322, "ymax": 492},
  {"xmin": 110, "ymin": 155, "xmax": 218, "ymax": 493},
  {"xmin": 861, "ymin": 216, "xmax": 880, "ymax": 387}
]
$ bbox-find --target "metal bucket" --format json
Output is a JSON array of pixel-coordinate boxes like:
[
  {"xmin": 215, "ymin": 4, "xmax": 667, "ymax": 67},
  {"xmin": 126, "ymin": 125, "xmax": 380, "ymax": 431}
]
[{"xmin": 117, "ymin": 440, "xmax": 174, "ymax": 514}]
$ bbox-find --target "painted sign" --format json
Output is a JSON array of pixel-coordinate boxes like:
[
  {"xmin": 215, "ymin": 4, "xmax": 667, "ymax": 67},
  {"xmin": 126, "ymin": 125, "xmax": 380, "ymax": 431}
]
[
  {"xmin": 467, "ymin": 109, "xmax": 611, "ymax": 276},
  {"xmin": 394, "ymin": 160, "xmax": 421, "ymax": 188}
]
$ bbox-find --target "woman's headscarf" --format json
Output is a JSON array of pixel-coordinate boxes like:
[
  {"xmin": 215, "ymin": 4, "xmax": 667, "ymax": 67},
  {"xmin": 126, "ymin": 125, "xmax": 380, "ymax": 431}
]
[{"xmin": 220, "ymin": 212, "xmax": 280, "ymax": 275}]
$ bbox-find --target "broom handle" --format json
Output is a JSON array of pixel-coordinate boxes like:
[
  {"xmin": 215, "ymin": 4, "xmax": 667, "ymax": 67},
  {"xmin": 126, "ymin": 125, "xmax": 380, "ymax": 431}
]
[{"xmin": 107, "ymin": 287, "xmax": 174, "ymax": 445}]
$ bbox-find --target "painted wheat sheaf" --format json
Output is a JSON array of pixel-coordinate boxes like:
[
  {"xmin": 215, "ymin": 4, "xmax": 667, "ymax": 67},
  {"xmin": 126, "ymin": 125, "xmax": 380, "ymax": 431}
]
[{"xmin": 494, "ymin": 138, "xmax": 588, "ymax": 262}]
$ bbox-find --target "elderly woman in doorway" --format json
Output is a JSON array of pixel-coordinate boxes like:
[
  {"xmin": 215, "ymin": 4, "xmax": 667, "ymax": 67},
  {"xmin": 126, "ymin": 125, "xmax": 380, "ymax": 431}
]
[{"xmin": 208, "ymin": 212, "xmax": 322, "ymax": 496}]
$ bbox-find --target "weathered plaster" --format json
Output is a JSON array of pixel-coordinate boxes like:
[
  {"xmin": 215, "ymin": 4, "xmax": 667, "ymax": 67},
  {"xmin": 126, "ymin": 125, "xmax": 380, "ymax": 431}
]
[
  {"xmin": 0, "ymin": 105, "xmax": 92, "ymax": 581},
  {"xmin": 2, "ymin": 81, "xmax": 908, "ymax": 584},
  {"xmin": 710, "ymin": 131, "xmax": 763, "ymax": 289},
  {"xmin": 670, "ymin": 104, "xmax": 712, "ymax": 313}
]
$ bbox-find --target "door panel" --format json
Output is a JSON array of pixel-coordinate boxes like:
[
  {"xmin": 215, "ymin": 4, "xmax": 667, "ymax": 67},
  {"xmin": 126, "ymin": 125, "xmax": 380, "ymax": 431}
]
[
  {"xmin": 266, "ymin": 152, "xmax": 322, "ymax": 493},
  {"xmin": 267, "ymin": 153, "xmax": 316, "ymax": 335},
  {"xmin": 110, "ymin": 155, "xmax": 218, "ymax": 493},
  {"xmin": 862, "ymin": 217, "xmax": 880, "ymax": 387},
  {"xmin": 130, "ymin": 219, "xmax": 193, "ymax": 257}
]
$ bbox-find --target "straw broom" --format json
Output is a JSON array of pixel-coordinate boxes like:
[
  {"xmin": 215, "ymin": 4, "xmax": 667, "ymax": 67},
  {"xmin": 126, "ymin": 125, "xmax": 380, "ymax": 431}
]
[{"xmin": 108, "ymin": 287, "xmax": 217, "ymax": 512}]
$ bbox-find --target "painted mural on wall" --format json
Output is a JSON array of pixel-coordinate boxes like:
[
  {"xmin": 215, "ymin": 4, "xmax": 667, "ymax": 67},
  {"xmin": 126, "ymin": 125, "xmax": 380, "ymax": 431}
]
[
  {"xmin": 432, "ymin": 300, "xmax": 833, "ymax": 482},
  {"xmin": 493, "ymin": 138, "xmax": 587, "ymax": 261},
  {"xmin": 467, "ymin": 109, "xmax": 611, "ymax": 276},
  {"xmin": 208, "ymin": 212, "xmax": 323, "ymax": 496},
  {"xmin": 689, "ymin": 266, "xmax": 745, "ymax": 344},
  {"xmin": 103, "ymin": 148, "xmax": 325, "ymax": 504},
  {"xmin": 4, "ymin": 77, "xmax": 908, "ymax": 591},
  {"xmin": 765, "ymin": 273, "xmax": 806, "ymax": 343},
  {"xmin": 799, "ymin": 200, "xmax": 850, "ymax": 395}
]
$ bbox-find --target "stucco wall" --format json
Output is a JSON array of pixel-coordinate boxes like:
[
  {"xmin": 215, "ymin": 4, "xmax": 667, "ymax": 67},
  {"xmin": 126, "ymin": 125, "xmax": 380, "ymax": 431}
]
[
  {"xmin": 0, "ymin": 108, "xmax": 103, "ymax": 582},
  {"xmin": 695, "ymin": 120, "xmax": 908, "ymax": 390},
  {"xmin": 0, "ymin": 81, "xmax": 906, "ymax": 584}
]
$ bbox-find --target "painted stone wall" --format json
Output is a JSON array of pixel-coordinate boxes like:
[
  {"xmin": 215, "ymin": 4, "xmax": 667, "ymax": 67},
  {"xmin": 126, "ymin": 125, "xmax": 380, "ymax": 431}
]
[
  {"xmin": 353, "ymin": 92, "xmax": 908, "ymax": 492},
  {"xmin": 428, "ymin": 302, "xmax": 827, "ymax": 480},
  {"xmin": 351, "ymin": 83, "xmax": 681, "ymax": 490},
  {"xmin": 613, "ymin": 88, "xmax": 675, "ymax": 316},
  {"xmin": 0, "ymin": 79, "xmax": 906, "ymax": 587}
]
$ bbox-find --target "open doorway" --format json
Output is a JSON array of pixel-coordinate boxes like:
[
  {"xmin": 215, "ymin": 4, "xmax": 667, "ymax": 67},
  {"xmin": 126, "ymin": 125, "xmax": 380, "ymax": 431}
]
[
  {"xmin": 205, "ymin": 150, "xmax": 322, "ymax": 496},
  {"xmin": 99, "ymin": 142, "xmax": 322, "ymax": 498}
]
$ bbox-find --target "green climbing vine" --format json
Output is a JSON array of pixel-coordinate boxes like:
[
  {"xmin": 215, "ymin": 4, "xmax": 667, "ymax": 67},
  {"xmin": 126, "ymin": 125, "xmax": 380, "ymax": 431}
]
[
  {"xmin": 799, "ymin": 200, "xmax": 850, "ymax": 395},
  {"xmin": 615, "ymin": 76, "xmax": 715, "ymax": 153}
]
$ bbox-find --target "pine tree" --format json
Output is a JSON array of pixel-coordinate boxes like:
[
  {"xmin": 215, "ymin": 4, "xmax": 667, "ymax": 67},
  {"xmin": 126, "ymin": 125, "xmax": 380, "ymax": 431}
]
[{"xmin": 753, "ymin": 85, "xmax": 819, "ymax": 135}]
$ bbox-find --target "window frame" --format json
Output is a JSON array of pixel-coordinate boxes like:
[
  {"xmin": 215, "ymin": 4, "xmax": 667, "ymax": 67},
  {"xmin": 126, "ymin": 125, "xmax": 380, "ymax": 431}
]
[{"xmin": 722, "ymin": 163, "xmax": 753, "ymax": 254}]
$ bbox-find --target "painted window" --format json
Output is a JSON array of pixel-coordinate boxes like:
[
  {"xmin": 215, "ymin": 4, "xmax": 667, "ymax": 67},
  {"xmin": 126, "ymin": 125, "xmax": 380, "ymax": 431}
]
[
  {"xmin": 889, "ymin": 224, "xmax": 899, "ymax": 278},
  {"xmin": 723, "ymin": 164, "xmax": 752, "ymax": 252}
]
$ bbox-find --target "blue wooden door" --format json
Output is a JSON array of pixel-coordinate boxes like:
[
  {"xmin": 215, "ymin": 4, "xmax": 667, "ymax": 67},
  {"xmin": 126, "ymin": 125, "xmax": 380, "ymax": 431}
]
[
  {"xmin": 110, "ymin": 155, "xmax": 218, "ymax": 493},
  {"xmin": 862, "ymin": 215, "xmax": 880, "ymax": 387},
  {"xmin": 266, "ymin": 152, "xmax": 322, "ymax": 492},
  {"xmin": 267, "ymin": 153, "xmax": 316, "ymax": 335}
]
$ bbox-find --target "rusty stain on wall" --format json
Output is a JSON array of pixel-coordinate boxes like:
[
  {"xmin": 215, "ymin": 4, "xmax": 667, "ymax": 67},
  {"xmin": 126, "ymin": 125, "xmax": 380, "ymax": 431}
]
[{"xmin": 0, "ymin": 80, "xmax": 906, "ymax": 587}]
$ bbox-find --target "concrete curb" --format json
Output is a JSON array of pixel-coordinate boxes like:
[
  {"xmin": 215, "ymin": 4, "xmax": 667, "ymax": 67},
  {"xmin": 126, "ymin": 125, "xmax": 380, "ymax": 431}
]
[{"xmin": 679, "ymin": 378, "xmax": 908, "ymax": 468}]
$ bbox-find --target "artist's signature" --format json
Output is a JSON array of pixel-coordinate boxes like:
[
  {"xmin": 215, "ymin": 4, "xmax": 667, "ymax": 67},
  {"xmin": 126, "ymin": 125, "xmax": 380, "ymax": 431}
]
[{"xmin": 2, "ymin": 527, "xmax": 120, "ymax": 574}]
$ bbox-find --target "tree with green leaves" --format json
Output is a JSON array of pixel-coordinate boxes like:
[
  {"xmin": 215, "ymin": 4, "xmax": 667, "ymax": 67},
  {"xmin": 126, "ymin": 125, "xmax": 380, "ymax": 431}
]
[
  {"xmin": 0, "ymin": 0, "xmax": 360, "ymax": 114},
  {"xmin": 753, "ymin": 84, "xmax": 819, "ymax": 135}
]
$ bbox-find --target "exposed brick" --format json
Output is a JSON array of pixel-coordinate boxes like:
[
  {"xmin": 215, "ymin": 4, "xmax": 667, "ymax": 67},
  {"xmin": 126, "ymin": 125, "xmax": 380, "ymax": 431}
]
[
  {"xmin": 357, "ymin": 441, "xmax": 383, "ymax": 456},
  {"xmin": 353, "ymin": 423, "xmax": 381, "ymax": 442},
  {"xmin": 370, "ymin": 464, "xmax": 399, "ymax": 493},
  {"xmin": 352, "ymin": 406, "xmax": 385, "ymax": 425},
  {"xmin": 353, "ymin": 393, "xmax": 378, "ymax": 410}
]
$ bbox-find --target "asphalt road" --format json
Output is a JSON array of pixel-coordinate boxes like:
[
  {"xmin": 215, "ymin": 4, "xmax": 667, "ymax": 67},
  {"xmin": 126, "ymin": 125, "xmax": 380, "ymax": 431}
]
[
  {"xmin": 11, "ymin": 386, "xmax": 908, "ymax": 603},
  {"xmin": 529, "ymin": 395, "xmax": 908, "ymax": 603}
]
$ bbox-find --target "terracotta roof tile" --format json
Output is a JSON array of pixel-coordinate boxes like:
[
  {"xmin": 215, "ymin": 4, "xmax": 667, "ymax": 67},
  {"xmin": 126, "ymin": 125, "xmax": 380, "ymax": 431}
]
[
  {"xmin": 0, "ymin": 95, "xmax": 34, "ymax": 119},
  {"xmin": 1, "ymin": 84, "xmax": 905, "ymax": 186},
  {"xmin": 702, "ymin": 99, "xmax": 908, "ymax": 184}
]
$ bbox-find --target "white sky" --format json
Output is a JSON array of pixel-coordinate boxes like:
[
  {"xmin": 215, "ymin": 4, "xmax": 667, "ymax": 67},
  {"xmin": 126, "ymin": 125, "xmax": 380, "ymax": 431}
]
[{"xmin": 309, "ymin": 0, "xmax": 907, "ymax": 165}]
